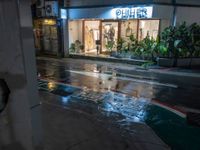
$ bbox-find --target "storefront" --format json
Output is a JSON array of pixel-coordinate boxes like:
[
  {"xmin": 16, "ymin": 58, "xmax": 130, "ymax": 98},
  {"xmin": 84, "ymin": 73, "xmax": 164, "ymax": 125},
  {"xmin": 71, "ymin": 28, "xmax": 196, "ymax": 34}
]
[
  {"xmin": 32, "ymin": 0, "xmax": 63, "ymax": 56},
  {"xmin": 67, "ymin": 6, "xmax": 161, "ymax": 55},
  {"xmin": 33, "ymin": 18, "xmax": 60, "ymax": 55}
]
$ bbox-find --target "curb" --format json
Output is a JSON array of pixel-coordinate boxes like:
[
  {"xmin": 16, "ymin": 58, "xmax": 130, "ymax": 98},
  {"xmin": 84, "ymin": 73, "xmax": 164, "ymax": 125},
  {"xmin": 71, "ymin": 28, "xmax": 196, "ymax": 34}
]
[{"xmin": 69, "ymin": 54, "xmax": 149, "ymax": 65}]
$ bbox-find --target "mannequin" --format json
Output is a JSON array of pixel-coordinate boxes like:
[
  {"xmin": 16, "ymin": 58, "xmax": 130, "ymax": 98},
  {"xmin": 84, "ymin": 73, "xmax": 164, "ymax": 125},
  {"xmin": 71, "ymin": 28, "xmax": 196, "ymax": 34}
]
[
  {"xmin": 126, "ymin": 22, "xmax": 132, "ymax": 37},
  {"xmin": 85, "ymin": 26, "xmax": 95, "ymax": 51}
]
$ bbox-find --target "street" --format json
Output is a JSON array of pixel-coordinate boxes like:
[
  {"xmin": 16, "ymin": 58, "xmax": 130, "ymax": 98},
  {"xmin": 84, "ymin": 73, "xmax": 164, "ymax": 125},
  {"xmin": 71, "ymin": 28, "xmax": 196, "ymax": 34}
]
[{"xmin": 37, "ymin": 57, "xmax": 200, "ymax": 150}]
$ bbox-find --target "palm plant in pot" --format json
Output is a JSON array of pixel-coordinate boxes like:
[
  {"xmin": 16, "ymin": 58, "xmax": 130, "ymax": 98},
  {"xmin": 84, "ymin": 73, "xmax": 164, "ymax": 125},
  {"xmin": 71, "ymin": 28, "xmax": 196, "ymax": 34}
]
[
  {"xmin": 188, "ymin": 23, "xmax": 200, "ymax": 66},
  {"xmin": 161, "ymin": 25, "xmax": 180, "ymax": 66},
  {"xmin": 169, "ymin": 22, "xmax": 200, "ymax": 67},
  {"xmin": 159, "ymin": 22, "xmax": 200, "ymax": 67},
  {"xmin": 106, "ymin": 40, "xmax": 116, "ymax": 56},
  {"xmin": 135, "ymin": 34, "xmax": 158, "ymax": 61},
  {"xmin": 69, "ymin": 40, "xmax": 84, "ymax": 54},
  {"xmin": 116, "ymin": 37, "xmax": 125, "ymax": 58}
]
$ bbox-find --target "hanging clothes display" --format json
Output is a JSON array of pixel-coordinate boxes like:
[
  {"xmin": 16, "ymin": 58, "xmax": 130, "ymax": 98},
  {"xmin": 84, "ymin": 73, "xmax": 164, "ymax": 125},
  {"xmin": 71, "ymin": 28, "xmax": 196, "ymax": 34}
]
[{"xmin": 85, "ymin": 25, "xmax": 95, "ymax": 51}]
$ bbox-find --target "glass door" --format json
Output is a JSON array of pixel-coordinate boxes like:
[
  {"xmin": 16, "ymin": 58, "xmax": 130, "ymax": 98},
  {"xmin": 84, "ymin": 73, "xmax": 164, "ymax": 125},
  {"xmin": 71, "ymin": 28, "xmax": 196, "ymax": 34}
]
[
  {"xmin": 41, "ymin": 19, "xmax": 58, "ymax": 54},
  {"xmin": 43, "ymin": 25, "xmax": 58, "ymax": 54}
]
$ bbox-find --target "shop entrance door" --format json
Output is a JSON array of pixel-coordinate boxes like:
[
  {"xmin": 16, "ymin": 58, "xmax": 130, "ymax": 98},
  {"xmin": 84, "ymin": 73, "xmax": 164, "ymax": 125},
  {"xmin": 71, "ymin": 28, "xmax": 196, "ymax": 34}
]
[
  {"xmin": 101, "ymin": 21, "xmax": 119, "ymax": 54},
  {"xmin": 42, "ymin": 24, "xmax": 59, "ymax": 54}
]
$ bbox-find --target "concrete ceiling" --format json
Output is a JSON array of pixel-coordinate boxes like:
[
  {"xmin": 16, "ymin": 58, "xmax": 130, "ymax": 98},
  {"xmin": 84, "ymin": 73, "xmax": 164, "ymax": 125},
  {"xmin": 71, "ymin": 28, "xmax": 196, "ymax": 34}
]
[{"xmin": 64, "ymin": 0, "xmax": 200, "ymax": 7}]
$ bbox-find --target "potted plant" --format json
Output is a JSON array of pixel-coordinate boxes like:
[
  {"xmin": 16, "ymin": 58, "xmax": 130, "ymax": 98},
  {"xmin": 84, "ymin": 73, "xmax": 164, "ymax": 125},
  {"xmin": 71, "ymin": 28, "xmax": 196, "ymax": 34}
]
[
  {"xmin": 69, "ymin": 40, "xmax": 84, "ymax": 54},
  {"xmin": 158, "ymin": 22, "xmax": 200, "ymax": 67},
  {"xmin": 188, "ymin": 23, "xmax": 200, "ymax": 67},
  {"xmin": 69, "ymin": 43, "xmax": 76, "ymax": 53},
  {"xmin": 106, "ymin": 40, "xmax": 116, "ymax": 57}
]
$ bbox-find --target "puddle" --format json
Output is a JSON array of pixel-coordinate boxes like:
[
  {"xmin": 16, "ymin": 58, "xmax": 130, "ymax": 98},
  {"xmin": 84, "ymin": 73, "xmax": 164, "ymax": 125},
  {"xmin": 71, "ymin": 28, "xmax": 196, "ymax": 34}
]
[{"xmin": 38, "ymin": 79, "xmax": 200, "ymax": 150}]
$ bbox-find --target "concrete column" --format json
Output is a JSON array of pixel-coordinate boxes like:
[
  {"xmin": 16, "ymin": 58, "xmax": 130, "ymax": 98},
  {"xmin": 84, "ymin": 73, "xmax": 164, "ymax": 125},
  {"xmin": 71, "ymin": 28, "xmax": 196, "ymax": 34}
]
[
  {"xmin": 62, "ymin": 9, "xmax": 70, "ymax": 57},
  {"xmin": 171, "ymin": 0, "xmax": 177, "ymax": 26},
  {"xmin": 0, "ymin": 0, "xmax": 43, "ymax": 150}
]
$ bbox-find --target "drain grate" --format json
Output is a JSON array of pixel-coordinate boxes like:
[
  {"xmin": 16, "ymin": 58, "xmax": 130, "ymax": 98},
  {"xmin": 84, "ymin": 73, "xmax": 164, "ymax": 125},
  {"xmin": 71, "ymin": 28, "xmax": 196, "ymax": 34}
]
[{"xmin": 186, "ymin": 112, "xmax": 200, "ymax": 127}]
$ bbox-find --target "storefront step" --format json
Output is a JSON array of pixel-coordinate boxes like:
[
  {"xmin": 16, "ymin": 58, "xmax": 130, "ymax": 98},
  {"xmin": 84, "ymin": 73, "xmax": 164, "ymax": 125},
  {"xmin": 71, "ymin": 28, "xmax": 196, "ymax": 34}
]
[{"xmin": 69, "ymin": 54, "xmax": 149, "ymax": 66}]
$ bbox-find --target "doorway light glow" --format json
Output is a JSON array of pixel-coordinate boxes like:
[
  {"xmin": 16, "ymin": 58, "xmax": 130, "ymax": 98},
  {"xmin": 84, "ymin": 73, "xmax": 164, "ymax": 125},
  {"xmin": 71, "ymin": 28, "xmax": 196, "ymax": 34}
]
[{"xmin": 61, "ymin": 9, "xmax": 67, "ymax": 19}]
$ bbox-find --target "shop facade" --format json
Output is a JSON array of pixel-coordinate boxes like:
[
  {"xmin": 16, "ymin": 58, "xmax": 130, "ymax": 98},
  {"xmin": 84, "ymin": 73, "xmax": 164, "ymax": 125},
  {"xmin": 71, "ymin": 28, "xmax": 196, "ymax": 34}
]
[
  {"xmin": 66, "ymin": 6, "xmax": 163, "ymax": 55},
  {"xmin": 33, "ymin": 18, "xmax": 60, "ymax": 55},
  {"xmin": 32, "ymin": 1, "xmax": 200, "ymax": 57},
  {"xmin": 32, "ymin": 0, "xmax": 64, "ymax": 56}
]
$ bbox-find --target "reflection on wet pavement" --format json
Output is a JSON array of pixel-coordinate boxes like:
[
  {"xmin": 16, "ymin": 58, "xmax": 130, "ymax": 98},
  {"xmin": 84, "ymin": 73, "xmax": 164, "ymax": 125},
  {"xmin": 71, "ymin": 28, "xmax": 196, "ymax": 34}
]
[
  {"xmin": 37, "ymin": 58, "xmax": 200, "ymax": 109},
  {"xmin": 39, "ymin": 78, "xmax": 200, "ymax": 150},
  {"xmin": 37, "ymin": 58, "xmax": 200, "ymax": 150}
]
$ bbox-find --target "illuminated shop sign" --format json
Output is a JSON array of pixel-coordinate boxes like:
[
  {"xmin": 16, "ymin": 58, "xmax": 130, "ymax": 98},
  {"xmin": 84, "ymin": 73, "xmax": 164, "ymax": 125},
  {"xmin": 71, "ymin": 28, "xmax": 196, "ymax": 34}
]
[{"xmin": 112, "ymin": 6, "xmax": 153, "ymax": 19}]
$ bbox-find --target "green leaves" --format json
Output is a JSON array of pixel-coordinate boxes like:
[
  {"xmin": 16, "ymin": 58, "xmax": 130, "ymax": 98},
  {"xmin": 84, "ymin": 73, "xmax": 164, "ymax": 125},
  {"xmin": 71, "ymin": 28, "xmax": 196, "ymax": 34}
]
[
  {"xmin": 69, "ymin": 40, "xmax": 83, "ymax": 53},
  {"xmin": 115, "ymin": 22, "xmax": 200, "ymax": 60},
  {"xmin": 161, "ymin": 22, "xmax": 200, "ymax": 58},
  {"xmin": 105, "ymin": 41, "xmax": 115, "ymax": 51},
  {"xmin": 174, "ymin": 40, "xmax": 182, "ymax": 48}
]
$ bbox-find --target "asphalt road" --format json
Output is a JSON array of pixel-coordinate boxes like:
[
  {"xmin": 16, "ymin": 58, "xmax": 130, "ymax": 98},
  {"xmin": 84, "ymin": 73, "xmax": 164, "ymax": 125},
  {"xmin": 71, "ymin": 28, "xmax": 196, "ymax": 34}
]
[{"xmin": 37, "ymin": 57, "xmax": 200, "ymax": 111}]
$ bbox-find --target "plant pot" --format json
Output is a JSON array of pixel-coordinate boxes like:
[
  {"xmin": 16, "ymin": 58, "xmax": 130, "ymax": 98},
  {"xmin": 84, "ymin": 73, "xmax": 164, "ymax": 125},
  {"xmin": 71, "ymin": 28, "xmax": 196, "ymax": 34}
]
[
  {"xmin": 157, "ymin": 58, "xmax": 175, "ymax": 67},
  {"xmin": 110, "ymin": 51, "xmax": 118, "ymax": 57},
  {"xmin": 157, "ymin": 57, "xmax": 200, "ymax": 67},
  {"xmin": 57, "ymin": 52, "xmax": 64, "ymax": 58},
  {"xmin": 191, "ymin": 58, "xmax": 200, "ymax": 66},
  {"xmin": 177, "ymin": 58, "xmax": 190, "ymax": 67}
]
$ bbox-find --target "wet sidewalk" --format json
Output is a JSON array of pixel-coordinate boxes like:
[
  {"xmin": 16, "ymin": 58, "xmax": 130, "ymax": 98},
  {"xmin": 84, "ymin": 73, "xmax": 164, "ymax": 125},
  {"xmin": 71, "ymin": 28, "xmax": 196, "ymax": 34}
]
[
  {"xmin": 37, "ymin": 56, "xmax": 200, "ymax": 78},
  {"xmin": 40, "ymin": 91, "xmax": 170, "ymax": 150},
  {"xmin": 69, "ymin": 54, "xmax": 148, "ymax": 66},
  {"xmin": 38, "ymin": 79, "xmax": 200, "ymax": 150},
  {"xmin": 36, "ymin": 57, "xmax": 200, "ymax": 149}
]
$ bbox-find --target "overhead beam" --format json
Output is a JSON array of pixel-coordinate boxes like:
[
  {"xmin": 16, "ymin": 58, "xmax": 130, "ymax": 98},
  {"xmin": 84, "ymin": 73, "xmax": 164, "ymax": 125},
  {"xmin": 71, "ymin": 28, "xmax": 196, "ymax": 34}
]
[{"xmin": 61, "ymin": 2, "xmax": 200, "ymax": 9}]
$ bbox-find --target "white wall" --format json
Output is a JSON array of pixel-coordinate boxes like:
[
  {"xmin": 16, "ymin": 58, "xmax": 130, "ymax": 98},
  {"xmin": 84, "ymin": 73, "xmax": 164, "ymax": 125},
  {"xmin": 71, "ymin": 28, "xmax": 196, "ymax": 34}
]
[
  {"xmin": 69, "ymin": 7, "xmax": 114, "ymax": 19},
  {"xmin": 69, "ymin": 20, "xmax": 83, "ymax": 46},
  {"xmin": 69, "ymin": 5, "xmax": 174, "ymax": 20},
  {"xmin": 176, "ymin": 7, "xmax": 200, "ymax": 25},
  {"xmin": 67, "ymin": 5, "xmax": 200, "ymax": 44},
  {"xmin": 176, "ymin": 0, "xmax": 200, "ymax": 5},
  {"xmin": 68, "ymin": 5, "xmax": 174, "ymax": 39},
  {"xmin": 66, "ymin": 0, "xmax": 153, "ymax": 7},
  {"xmin": 66, "ymin": 0, "xmax": 200, "ymax": 7},
  {"xmin": 153, "ymin": 5, "xmax": 173, "ymax": 20},
  {"xmin": 153, "ymin": 5, "xmax": 173, "ymax": 31}
]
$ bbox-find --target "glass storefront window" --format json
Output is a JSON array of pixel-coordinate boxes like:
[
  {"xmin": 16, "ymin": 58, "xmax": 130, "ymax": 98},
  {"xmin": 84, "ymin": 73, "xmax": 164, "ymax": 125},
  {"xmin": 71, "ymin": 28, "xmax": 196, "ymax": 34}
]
[
  {"xmin": 102, "ymin": 21, "xmax": 118, "ymax": 52},
  {"xmin": 120, "ymin": 20, "xmax": 138, "ymax": 40},
  {"xmin": 68, "ymin": 19, "xmax": 160, "ymax": 55},
  {"xmin": 84, "ymin": 20, "xmax": 100, "ymax": 54},
  {"xmin": 138, "ymin": 20, "xmax": 160, "ymax": 41},
  {"xmin": 69, "ymin": 20, "xmax": 83, "ymax": 53}
]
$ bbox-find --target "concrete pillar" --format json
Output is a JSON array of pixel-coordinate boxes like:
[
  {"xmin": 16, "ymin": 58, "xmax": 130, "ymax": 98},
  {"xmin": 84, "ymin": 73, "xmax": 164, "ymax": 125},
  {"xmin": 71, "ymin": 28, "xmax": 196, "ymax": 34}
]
[
  {"xmin": 0, "ymin": 0, "xmax": 43, "ymax": 150},
  {"xmin": 62, "ymin": 9, "xmax": 70, "ymax": 57},
  {"xmin": 171, "ymin": 0, "xmax": 177, "ymax": 26}
]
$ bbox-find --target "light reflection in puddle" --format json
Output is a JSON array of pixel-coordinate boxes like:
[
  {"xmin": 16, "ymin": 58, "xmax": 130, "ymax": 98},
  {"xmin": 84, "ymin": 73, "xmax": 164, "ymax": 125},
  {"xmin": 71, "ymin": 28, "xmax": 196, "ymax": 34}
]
[
  {"xmin": 48, "ymin": 81, "xmax": 57, "ymax": 91},
  {"xmin": 62, "ymin": 96, "xmax": 70, "ymax": 104},
  {"xmin": 101, "ymin": 92, "xmax": 150, "ymax": 123},
  {"xmin": 42, "ymin": 79, "xmax": 150, "ymax": 123}
]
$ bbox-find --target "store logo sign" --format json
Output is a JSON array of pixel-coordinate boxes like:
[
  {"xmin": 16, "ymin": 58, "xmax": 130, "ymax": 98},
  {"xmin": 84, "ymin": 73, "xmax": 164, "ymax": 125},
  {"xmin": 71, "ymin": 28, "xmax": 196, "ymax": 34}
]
[{"xmin": 112, "ymin": 6, "xmax": 153, "ymax": 19}]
